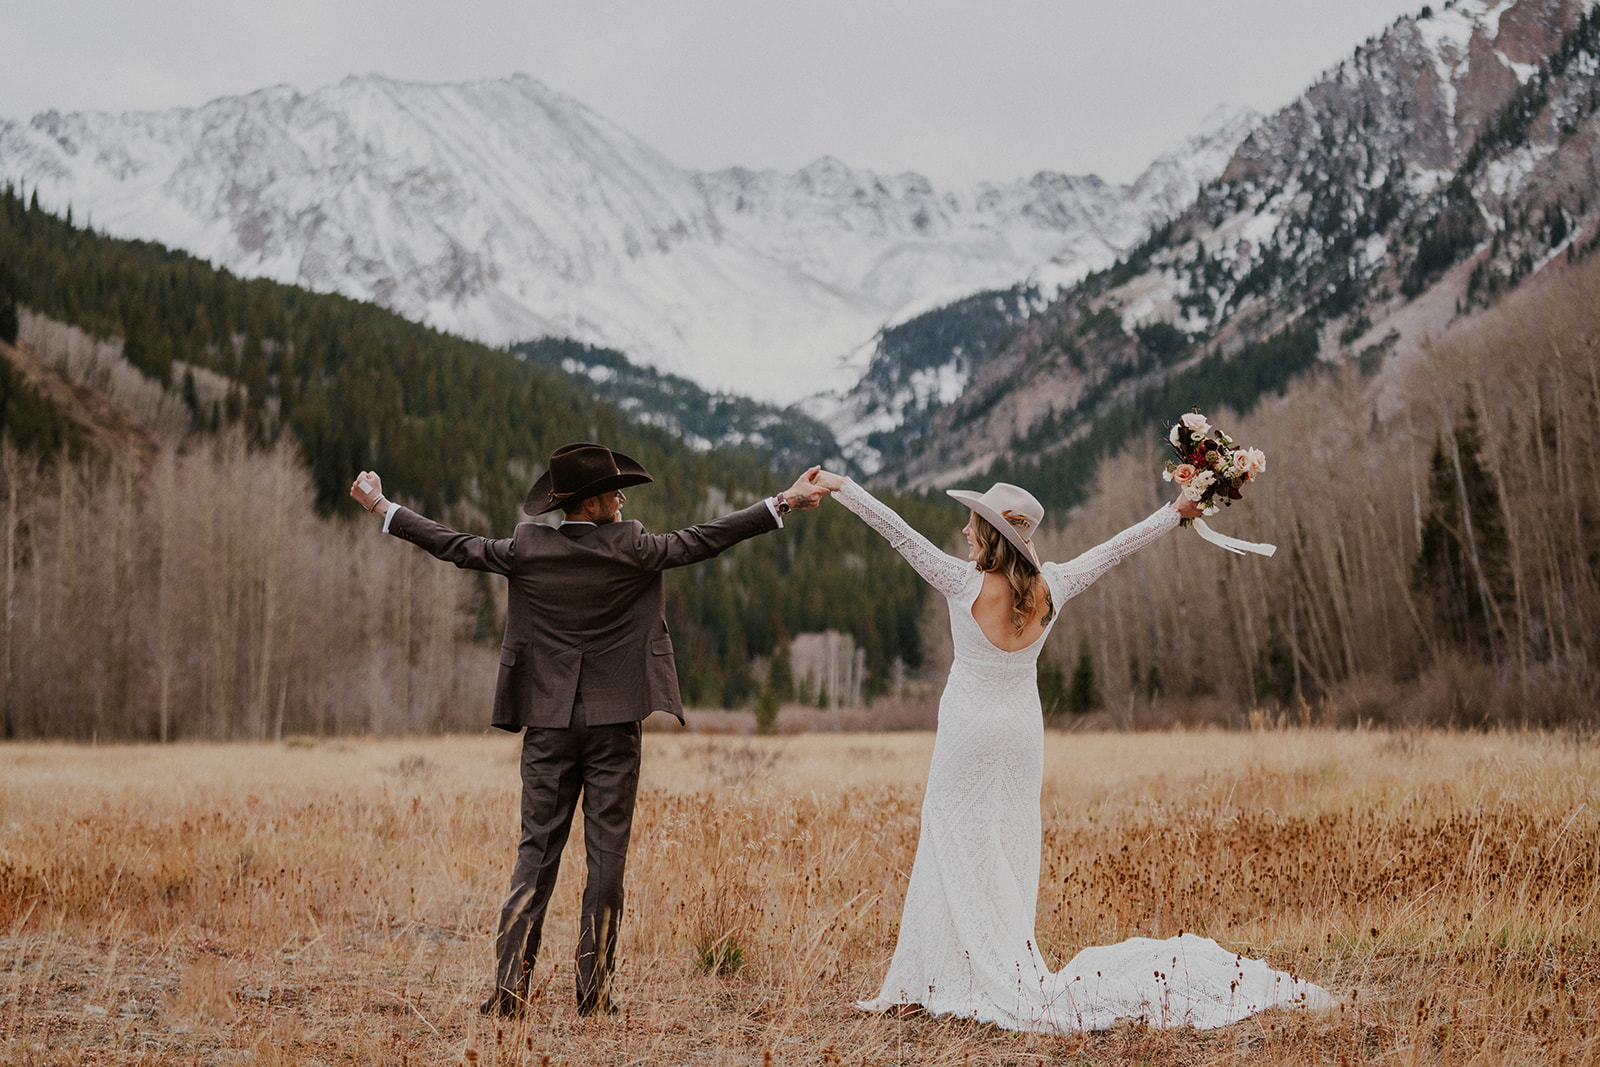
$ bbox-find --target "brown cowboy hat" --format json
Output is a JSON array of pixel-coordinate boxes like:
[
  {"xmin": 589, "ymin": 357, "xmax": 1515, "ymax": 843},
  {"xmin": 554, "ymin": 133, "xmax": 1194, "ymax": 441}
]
[{"xmin": 523, "ymin": 442, "xmax": 654, "ymax": 515}]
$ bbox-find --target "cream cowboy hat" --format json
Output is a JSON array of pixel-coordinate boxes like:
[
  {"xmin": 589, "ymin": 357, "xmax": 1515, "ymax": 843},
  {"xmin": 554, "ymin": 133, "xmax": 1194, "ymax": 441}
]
[{"xmin": 947, "ymin": 483, "xmax": 1043, "ymax": 567}]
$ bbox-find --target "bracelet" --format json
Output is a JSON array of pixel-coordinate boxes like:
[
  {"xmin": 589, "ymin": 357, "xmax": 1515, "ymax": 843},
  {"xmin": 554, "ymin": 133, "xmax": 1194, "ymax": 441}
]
[{"xmin": 370, "ymin": 495, "xmax": 387, "ymax": 514}]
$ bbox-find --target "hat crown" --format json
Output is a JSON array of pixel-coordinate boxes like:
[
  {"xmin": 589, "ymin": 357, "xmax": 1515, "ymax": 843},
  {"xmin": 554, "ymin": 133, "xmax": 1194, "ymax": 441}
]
[
  {"xmin": 976, "ymin": 483, "xmax": 1043, "ymax": 531},
  {"xmin": 548, "ymin": 443, "xmax": 621, "ymax": 498}
]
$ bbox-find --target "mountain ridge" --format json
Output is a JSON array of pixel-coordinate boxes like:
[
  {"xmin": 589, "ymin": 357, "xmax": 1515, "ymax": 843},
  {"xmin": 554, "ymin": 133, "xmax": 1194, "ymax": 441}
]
[
  {"xmin": 0, "ymin": 76, "xmax": 1256, "ymax": 403},
  {"xmin": 873, "ymin": 0, "xmax": 1600, "ymax": 499}
]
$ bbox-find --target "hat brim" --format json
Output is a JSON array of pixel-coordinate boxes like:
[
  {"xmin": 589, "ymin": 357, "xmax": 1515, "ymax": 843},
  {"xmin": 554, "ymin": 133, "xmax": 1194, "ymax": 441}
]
[
  {"xmin": 524, "ymin": 450, "xmax": 654, "ymax": 515},
  {"xmin": 947, "ymin": 488, "xmax": 1040, "ymax": 567}
]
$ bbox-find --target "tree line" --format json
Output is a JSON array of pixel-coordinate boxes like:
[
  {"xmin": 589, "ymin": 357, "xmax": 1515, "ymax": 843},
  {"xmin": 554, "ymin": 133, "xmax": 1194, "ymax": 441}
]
[{"xmin": 1030, "ymin": 252, "xmax": 1600, "ymax": 729}]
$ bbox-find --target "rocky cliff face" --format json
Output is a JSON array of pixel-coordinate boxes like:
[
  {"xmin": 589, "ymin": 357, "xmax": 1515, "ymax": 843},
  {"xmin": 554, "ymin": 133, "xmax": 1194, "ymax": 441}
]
[{"xmin": 884, "ymin": 0, "xmax": 1600, "ymax": 494}]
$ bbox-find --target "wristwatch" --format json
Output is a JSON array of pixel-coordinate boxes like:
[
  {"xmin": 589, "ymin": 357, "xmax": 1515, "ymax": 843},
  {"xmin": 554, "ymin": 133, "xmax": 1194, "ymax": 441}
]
[{"xmin": 773, "ymin": 493, "xmax": 792, "ymax": 516}]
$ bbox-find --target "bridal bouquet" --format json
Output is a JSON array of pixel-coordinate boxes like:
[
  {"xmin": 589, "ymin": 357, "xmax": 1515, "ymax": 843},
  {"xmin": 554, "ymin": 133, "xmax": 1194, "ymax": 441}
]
[{"xmin": 1162, "ymin": 410, "xmax": 1267, "ymax": 525}]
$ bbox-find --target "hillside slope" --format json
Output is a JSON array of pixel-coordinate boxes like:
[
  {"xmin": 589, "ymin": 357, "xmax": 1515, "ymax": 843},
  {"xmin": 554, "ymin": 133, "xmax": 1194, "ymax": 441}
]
[
  {"xmin": 880, "ymin": 0, "xmax": 1600, "ymax": 500},
  {"xmin": 0, "ymin": 331, "xmax": 161, "ymax": 465}
]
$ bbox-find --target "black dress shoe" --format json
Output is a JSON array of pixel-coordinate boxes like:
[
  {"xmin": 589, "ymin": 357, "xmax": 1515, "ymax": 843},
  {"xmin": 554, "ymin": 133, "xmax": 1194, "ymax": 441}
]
[{"xmin": 479, "ymin": 991, "xmax": 524, "ymax": 1017}]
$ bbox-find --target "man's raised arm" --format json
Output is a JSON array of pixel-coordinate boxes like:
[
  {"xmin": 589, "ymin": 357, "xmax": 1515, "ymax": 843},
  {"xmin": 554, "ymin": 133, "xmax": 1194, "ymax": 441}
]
[{"xmin": 350, "ymin": 470, "xmax": 514, "ymax": 575}]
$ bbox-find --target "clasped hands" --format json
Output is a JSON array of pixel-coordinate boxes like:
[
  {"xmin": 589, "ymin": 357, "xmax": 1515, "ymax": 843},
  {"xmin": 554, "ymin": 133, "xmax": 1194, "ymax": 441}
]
[
  {"xmin": 779, "ymin": 467, "xmax": 849, "ymax": 510},
  {"xmin": 781, "ymin": 466, "xmax": 829, "ymax": 510}
]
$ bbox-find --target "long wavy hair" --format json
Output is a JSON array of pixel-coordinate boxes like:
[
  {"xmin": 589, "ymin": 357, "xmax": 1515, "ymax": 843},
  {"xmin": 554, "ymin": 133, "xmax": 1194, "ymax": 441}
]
[{"xmin": 968, "ymin": 513, "xmax": 1053, "ymax": 635}]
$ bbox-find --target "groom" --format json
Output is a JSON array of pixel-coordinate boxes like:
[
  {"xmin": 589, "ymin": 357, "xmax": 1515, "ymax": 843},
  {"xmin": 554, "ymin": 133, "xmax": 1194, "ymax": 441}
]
[{"xmin": 350, "ymin": 443, "xmax": 827, "ymax": 1016}]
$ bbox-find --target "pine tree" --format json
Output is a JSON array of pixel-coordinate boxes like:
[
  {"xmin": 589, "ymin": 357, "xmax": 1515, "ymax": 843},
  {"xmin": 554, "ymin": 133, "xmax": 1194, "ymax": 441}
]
[
  {"xmin": 753, "ymin": 680, "xmax": 780, "ymax": 735},
  {"xmin": 1066, "ymin": 636, "xmax": 1101, "ymax": 714},
  {"xmin": 1413, "ymin": 409, "xmax": 1509, "ymax": 652},
  {"xmin": 0, "ymin": 256, "xmax": 16, "ymax": 345},
  {"xmin": 767, "ymin": 641, "xmax": 794, "ymax": 703},
  {"xmin": 1037, "ymin": 655, "xmax": 1068, "ymax": 723},
  {"xmin": 1254, "ymin": 616, "xmax": 1297, "ymax": 706}
]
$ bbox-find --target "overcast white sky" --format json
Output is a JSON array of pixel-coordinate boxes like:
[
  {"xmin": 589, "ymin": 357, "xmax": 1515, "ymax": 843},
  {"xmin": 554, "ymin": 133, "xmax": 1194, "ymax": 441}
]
[{"xmin": 2, "ymin": 0, "xmax": 1428, "ymax": 185}]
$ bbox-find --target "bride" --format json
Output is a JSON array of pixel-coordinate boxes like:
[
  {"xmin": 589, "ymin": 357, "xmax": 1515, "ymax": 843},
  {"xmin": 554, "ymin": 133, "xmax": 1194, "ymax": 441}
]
[{"xmin": 810, "ymin": 469, "xmax": 1331, "ymax": 1032}]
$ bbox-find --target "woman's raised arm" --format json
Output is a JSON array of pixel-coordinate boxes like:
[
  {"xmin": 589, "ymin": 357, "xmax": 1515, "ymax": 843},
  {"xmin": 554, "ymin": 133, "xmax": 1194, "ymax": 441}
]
[
  {"xmin": 817, "ymin": 472, "xmax": 972, "ymax": 598},
  {"xmin": 1044, "ymin": 503, "xmax": 1182, "ymax": 606}
]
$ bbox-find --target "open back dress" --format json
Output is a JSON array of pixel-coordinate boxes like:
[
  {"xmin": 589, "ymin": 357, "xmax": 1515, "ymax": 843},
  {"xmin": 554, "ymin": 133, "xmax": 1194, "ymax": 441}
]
[{"xmin": 836, "ymin": 479, "xmax": 1331, "ymax": 1032}]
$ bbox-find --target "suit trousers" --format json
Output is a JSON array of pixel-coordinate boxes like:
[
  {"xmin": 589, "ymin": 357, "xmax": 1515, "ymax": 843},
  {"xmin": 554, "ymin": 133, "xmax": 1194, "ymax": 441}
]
[{"xmin": 493, "ymin": 703, "xmax": 642, "ymax": 1013}]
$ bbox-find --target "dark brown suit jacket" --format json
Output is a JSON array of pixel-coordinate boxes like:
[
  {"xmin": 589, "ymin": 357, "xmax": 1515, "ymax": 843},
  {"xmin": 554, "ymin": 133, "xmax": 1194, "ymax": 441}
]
[{"xmin": 388, "ymin": 501, "xmax": 778, "ymax": 729}]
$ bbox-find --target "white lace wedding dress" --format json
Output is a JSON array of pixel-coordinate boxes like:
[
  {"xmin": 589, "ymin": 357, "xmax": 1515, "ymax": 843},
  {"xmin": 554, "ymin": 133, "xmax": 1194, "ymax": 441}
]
[{"xmin": 836, "ymin": 479, "xmax": 1331, "ymax": 1032}]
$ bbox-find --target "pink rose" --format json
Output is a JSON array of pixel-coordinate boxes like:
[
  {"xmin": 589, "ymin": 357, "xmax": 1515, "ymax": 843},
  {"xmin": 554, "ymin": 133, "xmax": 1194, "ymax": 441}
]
[
  {"xmin": 1172, "ymin": 463, "xmax": 1197, "ymax": 485},
  {"xmin": 1243, "ymin": 447, "xmax": 1267, "ymax": 478},
  {"xmin": 1180, "ymin": 412, "xmax": 1211, "ymax": 436}
]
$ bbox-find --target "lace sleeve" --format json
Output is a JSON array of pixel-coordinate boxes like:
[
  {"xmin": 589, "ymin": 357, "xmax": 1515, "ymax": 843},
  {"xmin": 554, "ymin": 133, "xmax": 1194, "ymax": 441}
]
[
  {"xmin": 834, "ymin": 479, "xmax": 973, "ymax": 598},
  {"xmin": 1044, "ymin": 505, "xmax": 1180, "ymax": 605}
]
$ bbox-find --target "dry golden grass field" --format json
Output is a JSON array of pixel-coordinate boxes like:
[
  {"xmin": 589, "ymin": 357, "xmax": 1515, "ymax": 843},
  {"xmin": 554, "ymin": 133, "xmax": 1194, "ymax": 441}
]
[{"xmin": 2, "ymin": 727, "xmax": 1598, "ymax": 1066}]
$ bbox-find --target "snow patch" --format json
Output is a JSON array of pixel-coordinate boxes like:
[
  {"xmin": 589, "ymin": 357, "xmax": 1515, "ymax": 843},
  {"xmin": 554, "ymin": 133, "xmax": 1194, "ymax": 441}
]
[
  {"xmin": 1362, "ymin": 234, "xmax": 1390, "ymax": 267},
  {"xmin": 561, "ymin": 357, "xmax": 618, "ymax": 384}
]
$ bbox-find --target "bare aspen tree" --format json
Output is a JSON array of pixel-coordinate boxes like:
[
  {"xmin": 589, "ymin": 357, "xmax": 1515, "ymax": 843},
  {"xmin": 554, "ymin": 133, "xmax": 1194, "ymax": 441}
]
[
  {"xmin": 0, "ymin": 420, "xmax": 499, "ymax": 738},
  {"xmin": 50, "ymin": 460, "xmax": 85, "ymax": 735},
  {"xmin": 247, "ymin": 443, "xmax": 300, "ymax": 740},
  {"xmin": 395, "ymin": 542, "xmax": 414, "ymax": 732},
  {"xmin": 415, "ymin": 553, "xmax": 471, "ymax": 729},
  {"xmin": 107, "ymin": 463, "xmax": 136, "ymax": 734},
  {"xmin": 196, "ymin": 431, "xmax": 254, "ymax": 739},
  {"xmin": 363, "ymin": 522, "xmax": 396, "ymax": 735},
  {"xmin": 0, "ymin": 440, "xmax": 24, "ymax": 739},
  {"xmin": 152, "ymin": 450, "xmax": 178, "ymax": 742}
]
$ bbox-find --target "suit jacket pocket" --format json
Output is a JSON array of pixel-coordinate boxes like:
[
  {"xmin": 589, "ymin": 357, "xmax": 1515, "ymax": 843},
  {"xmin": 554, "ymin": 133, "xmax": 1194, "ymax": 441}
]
[
  {"xmin": 492, "ymin": 646, "xmax": 531, "ymax": 728},
  {"xmin": 645, "ymin": 635, "xmax": 681, "ymax": 715},
  {"xmin": 497, "ymin": 646, "xmax": 524, "ymax": 703}
]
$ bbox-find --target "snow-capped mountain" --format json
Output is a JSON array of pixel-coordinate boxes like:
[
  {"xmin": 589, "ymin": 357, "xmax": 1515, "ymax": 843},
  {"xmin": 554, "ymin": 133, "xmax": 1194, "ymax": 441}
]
[
  {"xmin": 0, "ymin": 75, "xmax": 1254, "ymax": 403},
  {"xmin": 796, "ymin": 106, "xmax": 1260, "ymax": 471},
  {"xmin": 880, "ymin": 0, "xmax": 1600, "ymax": 492}
]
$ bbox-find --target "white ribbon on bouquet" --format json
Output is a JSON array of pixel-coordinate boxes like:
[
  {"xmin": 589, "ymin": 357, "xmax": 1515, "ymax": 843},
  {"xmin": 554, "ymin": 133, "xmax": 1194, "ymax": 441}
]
[{"xmin": 1192, "ymin": 519, "xmax": 1276, "ymax": 557}]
